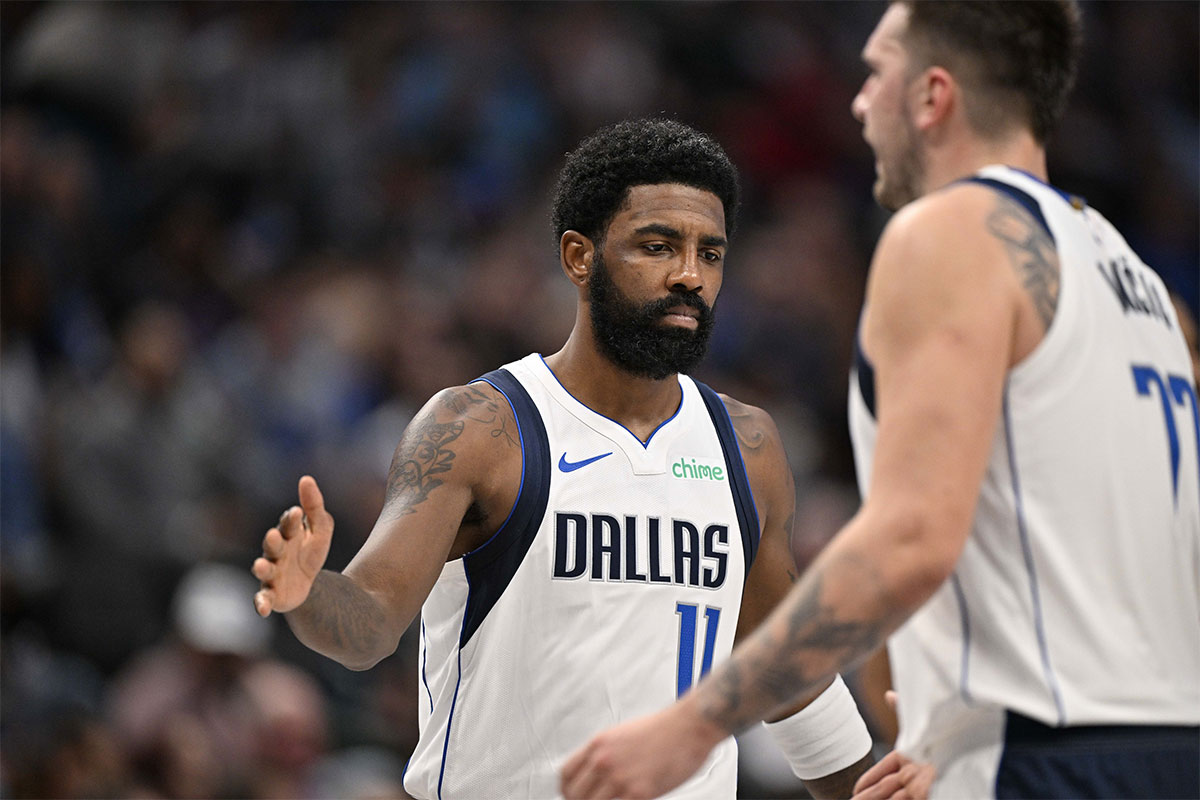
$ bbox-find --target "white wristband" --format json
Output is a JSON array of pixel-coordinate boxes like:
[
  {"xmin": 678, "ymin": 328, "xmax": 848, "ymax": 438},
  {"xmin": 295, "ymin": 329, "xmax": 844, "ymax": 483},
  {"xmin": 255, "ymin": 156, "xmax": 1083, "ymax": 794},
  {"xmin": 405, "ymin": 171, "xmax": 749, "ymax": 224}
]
[{"xmin": 762, "ymin": 674, "xmax": 873, "ymax": 780}]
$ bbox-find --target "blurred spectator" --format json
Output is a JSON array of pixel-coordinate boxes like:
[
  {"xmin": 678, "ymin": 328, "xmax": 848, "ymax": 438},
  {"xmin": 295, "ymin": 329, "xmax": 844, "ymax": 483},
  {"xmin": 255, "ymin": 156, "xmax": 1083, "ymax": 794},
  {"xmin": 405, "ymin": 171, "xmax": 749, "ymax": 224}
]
[
  {"xmin": 46, "ymin": 300, "xmax": 246, "ymax": 672},
  {"xmin": 107, "ymin": 562, "xmax": 329, "ymax": 799}
]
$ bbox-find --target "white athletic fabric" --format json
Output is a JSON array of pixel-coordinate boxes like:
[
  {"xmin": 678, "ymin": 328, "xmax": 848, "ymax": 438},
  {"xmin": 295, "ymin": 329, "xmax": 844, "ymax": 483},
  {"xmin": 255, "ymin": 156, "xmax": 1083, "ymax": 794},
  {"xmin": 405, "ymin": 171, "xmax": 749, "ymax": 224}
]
[
  {"xmin": 848, "ymin": 165, "xmax": 1200, "ymax": 795},
  {"xmin": 404, "ymin": 354, "xmax": 758, "ymax": 799}
]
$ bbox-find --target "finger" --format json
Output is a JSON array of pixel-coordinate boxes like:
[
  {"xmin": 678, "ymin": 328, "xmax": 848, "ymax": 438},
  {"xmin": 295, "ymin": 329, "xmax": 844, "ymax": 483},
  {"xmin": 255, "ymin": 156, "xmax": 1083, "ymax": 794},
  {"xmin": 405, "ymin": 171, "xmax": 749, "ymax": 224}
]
[
  {"xmin": 262, "ymin": 527, "xmax": 285, "ymax": 559},
  {"xmin": 277, "ymin": 507, "xmax": 302, "ymax": 540},
  {"xmin": 854, "ymin": 749, "xmax": 902, "ymax": 793},
  {"xmin": 885, "ymin": 689, "xmax": 898, "ymax": 711},
  {"xmin": 906, "ymin": 763, "xmax": 936, "ymax": 800},
  {"xmin": 853, "ymin": 772, "xmax": 903, "ymax": 800},
  {"xmin": 561, "ymin": 746, "xmax": 610, "ymax": 800},
  {"xmin": 565, "ymin": 771, "xmax": 617, "ymax": 800},
  {"xmin": 252, "ymin": 557, "xmax": 275, "ymax": 584},
  {"xmin": 298, "ymin": 475, "xmax": 327, "ymax": 522},
  {"xmin": 560, "ymin": 746, "xmax": 594, "ymax": 798},
  {"xmin": 254, "ymin": 589, "xmax": 273, "ymax": 617}
]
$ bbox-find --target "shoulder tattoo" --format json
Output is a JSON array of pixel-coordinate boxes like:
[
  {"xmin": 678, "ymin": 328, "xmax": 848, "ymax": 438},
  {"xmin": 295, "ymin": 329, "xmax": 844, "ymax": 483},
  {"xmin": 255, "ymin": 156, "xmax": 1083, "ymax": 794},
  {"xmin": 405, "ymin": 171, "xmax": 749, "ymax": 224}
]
[
  {"xmin": 725, "ymin": 403, "xmax": 766, "ymax": 453},
  {"xmin": 439, "ymin": 384, "xmax": 518, "ymax": 447},
  {"xmin": 985, "ymin": 195, "xmax": 1060, "ymax": 329}
]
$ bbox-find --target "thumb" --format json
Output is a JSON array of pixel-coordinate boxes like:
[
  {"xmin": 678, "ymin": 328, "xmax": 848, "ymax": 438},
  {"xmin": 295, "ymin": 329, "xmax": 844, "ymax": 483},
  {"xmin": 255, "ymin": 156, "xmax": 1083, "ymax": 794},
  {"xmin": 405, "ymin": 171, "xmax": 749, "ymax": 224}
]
[{"xmin": 298, "ymin": 475, "xmax": 329, "ymax": 524}]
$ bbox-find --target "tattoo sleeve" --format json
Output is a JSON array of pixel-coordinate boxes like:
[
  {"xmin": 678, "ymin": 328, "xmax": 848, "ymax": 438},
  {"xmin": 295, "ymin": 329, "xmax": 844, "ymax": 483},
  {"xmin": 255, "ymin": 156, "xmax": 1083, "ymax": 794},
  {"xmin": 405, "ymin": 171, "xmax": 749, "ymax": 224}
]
[
  {"xmin": 696, "ymin": 549, "xmax": 906, "ymax": 733},
  {"xmin": 986, "ymin": 195, "xmax": 1060, "ymax": 330},
  {"xmin": 382, "ymin": 416, "xmax": 464, "ymax": 516}
]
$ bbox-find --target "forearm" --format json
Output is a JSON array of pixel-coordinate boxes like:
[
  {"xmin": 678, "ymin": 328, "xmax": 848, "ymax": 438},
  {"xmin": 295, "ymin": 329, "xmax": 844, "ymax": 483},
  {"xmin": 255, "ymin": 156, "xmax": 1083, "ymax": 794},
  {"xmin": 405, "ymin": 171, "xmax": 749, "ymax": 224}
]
[
  {"xmin": 285, "ymin": 569, "xmax": 401, "ymax": 670},
  {"xmin": 689, "ymin": 528, "xmax": 941, "ymax": 735}
]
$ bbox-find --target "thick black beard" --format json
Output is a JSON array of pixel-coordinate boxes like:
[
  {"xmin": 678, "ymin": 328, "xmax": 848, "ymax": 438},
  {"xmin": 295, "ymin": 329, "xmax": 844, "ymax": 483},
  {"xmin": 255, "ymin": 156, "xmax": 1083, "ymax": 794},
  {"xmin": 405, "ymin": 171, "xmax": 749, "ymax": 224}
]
[{"xmin": 587, "ymin": 253, "xmax": 715, "ymax": 380}]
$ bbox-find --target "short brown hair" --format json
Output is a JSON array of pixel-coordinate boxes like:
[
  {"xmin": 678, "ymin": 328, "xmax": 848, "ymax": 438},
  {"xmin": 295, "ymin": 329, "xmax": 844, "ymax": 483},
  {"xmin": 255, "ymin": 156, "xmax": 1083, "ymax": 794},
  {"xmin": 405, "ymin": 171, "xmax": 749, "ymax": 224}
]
[{"xmin": 896, "ymin": 0, "xmax": 1082, "ymax": 143}]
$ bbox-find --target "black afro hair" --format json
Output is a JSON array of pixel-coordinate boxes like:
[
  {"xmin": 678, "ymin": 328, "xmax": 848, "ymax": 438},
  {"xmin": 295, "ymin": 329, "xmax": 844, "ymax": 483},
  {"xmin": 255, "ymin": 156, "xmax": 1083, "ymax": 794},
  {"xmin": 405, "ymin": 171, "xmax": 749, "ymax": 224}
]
[{"xmin": 551, "ymin": 117, "xmax": 740, "ymax": 247}]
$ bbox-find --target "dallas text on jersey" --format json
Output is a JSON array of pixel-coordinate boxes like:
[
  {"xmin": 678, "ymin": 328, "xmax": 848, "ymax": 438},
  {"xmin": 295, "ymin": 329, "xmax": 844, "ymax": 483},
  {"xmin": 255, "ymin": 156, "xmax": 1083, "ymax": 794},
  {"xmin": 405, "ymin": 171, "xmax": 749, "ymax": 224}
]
[{"xmin": 552, "ymin": 512, "xmax": 730, "ymax": 589}]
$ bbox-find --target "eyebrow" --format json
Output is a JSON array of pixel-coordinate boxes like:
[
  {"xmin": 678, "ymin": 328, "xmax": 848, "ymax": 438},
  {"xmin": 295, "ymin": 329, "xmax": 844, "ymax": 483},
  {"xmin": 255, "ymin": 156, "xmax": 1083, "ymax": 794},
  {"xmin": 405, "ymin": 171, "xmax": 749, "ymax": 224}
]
[{"xmin": 633, "ymin": 223, "xmax": 727, "ymax": 249}]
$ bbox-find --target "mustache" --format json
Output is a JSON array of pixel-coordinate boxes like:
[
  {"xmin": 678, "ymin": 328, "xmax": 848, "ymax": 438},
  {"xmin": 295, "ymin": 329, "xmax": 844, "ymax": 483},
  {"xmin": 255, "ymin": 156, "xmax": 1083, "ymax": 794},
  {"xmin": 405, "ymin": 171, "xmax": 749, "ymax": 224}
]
[{"xmin": 644, "ymin": 291, "xmax": 711, "ymax": 318}]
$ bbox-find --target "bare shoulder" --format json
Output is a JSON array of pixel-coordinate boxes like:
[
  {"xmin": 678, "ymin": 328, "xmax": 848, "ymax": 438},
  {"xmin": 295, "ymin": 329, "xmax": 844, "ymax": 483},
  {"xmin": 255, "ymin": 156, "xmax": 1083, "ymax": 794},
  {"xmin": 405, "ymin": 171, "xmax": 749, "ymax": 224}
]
[
  {"xmin": 381, "ymin": 381, "xmax": 521, "ymax": 520},
  {"xmin": 882, "ymin": 183, "xmax": 1057, "ymax": 299},
  {"xmin": 715, "ymin": 393, "xmax": 782, "ymax": 460},
  {"xmin": 873, "ymin": 183, "xmax": 1059, "ymax": 350},
  {"xmin": 864, "ymin": 183, "xmax": 1047, "ymax": 358},
  {"xmin": 714, "ymin": 393, "xmax": 792, "ymax": 507},
  {"xmin": 432, "ymin": 381, "xmax": 520, "ymax": 442},
  {"xmin": 875, "ymin": 182, "xmax": 1002, "ymax": 257}
]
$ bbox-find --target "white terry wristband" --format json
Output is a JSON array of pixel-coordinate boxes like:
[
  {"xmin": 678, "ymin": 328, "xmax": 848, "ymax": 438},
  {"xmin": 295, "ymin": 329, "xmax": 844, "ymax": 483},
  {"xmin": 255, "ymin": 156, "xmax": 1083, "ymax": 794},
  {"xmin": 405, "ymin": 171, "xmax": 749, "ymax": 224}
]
[{"xmin": 762, "ymin": 674, "xmax": 873, "ymax": 780}]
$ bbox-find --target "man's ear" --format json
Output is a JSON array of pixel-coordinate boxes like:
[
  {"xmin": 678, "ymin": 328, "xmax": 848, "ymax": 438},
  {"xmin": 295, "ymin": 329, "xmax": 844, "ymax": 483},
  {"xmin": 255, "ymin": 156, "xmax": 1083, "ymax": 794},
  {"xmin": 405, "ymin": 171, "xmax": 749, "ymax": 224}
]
[
  {"xmin": 561, "ymin": 230, "xmax": 595, "ymax": 287},
  {"xmin": 912, "ymin": 65, "xmax": 956, "ymax": 132}
]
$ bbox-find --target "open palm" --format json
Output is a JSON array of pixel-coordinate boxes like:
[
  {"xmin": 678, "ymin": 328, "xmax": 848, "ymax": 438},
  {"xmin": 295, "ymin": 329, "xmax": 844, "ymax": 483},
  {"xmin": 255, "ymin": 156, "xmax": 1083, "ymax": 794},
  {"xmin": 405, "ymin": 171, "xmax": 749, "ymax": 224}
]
[{"xmin": 253, "ymin": 475, "xmax": 334, "ymax": 616}]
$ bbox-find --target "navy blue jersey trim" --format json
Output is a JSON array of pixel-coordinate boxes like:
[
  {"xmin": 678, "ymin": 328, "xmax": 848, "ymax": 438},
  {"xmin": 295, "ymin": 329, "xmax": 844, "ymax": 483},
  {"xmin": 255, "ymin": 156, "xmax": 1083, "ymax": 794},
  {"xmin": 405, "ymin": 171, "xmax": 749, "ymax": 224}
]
[
  {"xmin": 694, "ymin": 381, "xmax": 761, "ymax": 578},
  {"xmin": 459, "ymin": 369, "xmax": 551, "ymax": 646},
  {"xmin": 854, "ymin": 330, "xmax": 877, "ymax": 418},
  {"xmin": 960, "ymin": 176, "xmax": 1055, "ymax": 244},
  {"xmin": 437, "ymin": 643, "xmax": 464, "ymax": 798},
  {"xmin": 1007, "ymin": 167, "xmax": 1080, "ymax": 207},
  {"xmin": 420, "ymin": 617, "xmax": 434, "ymax": 709}
]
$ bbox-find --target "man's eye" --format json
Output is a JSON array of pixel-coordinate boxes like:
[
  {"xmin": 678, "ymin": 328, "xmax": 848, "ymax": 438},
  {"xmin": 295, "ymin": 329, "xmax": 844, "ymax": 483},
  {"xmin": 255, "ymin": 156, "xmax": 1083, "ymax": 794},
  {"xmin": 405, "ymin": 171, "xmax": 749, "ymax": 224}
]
[{"xmin": 644, "ymin": 243, "xmax": 668, "ymax": 253}]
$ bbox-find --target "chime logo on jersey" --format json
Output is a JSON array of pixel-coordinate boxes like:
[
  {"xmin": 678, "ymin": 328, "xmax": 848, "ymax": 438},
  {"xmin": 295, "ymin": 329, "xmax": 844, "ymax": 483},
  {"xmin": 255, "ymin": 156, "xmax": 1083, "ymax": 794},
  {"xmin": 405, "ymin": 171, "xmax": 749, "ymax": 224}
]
[
  {"xmin": 671, "ymin": 456, "xmax": 726, "ymax": 482},
  {"xmin": 551, "ymin": 512, "xmax": 729, "ymax": 589}
]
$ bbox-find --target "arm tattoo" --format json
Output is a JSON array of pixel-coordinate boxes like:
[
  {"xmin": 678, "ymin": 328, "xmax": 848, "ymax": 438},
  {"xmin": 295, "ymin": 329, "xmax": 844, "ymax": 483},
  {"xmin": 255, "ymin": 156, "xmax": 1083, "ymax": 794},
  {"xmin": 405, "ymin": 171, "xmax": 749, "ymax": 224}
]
[
  {"xmin": 291, "ymin": 570, "xmax": 391, "ymax": 660},
  {"xmin": 439, "ymin": 384, "xmax": 518, "ymax": 447},
  {"xmin": 986, "ymin": 196, "xmax": 1060, "ymax": 329},
  {"xmin": 784, "ymin": 509, "xmax": 800, "ymax": 582},
  {"xmin": 383, "ymin": 416, "xmax": 463, "ymax": 516},
  {"xmin": 698, "ymin": 551, "xmax": 901, "ymax": 733},
  {"xmin": 381, "ymin": 385, "xmax": 517, "ymax": 518}
]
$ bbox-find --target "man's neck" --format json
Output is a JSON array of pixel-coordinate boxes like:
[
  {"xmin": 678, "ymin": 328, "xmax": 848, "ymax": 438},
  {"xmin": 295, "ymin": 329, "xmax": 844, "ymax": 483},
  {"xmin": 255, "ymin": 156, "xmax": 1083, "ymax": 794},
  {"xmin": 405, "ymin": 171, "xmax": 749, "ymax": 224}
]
[
  {"xmin": 544, "ymin": 332, "xmax": 684, "ymax": 444},
  {"xmin": 925, "ymin": 129, "xmax": 1048, "ymax": 194}
]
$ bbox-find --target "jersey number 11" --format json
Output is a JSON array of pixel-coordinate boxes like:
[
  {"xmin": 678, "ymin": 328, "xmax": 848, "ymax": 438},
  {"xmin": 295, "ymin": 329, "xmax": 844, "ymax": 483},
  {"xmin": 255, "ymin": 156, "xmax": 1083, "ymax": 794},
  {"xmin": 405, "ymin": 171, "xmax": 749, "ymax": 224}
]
[{"xmin": 676, "ymin": 602, "xmax": 721, "ymax": 697}]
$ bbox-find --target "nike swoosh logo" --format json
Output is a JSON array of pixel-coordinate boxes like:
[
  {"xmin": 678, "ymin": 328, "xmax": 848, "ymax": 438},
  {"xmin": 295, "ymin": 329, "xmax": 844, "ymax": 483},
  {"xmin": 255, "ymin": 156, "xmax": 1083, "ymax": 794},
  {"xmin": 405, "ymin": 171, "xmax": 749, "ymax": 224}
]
[{"xmin": 558, "ymin": 452, "xmax": 613, "ymax": 473}]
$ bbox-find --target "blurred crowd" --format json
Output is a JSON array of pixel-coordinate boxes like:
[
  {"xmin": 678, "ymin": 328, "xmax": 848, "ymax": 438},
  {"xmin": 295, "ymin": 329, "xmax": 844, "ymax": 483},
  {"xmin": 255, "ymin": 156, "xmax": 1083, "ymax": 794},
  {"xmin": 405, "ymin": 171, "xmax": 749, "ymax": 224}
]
[{"xmin": 1, "ymin": 2, "xmax": 1195, "ymax": 798}]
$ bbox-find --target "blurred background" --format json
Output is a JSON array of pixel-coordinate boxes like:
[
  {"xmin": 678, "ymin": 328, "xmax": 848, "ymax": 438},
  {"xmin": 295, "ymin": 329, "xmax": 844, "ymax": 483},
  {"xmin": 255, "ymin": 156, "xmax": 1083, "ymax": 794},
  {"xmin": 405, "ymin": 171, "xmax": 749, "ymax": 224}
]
[{"xmin": 1, "ymin": 1, "xmax": 1196, "ymax": 798}]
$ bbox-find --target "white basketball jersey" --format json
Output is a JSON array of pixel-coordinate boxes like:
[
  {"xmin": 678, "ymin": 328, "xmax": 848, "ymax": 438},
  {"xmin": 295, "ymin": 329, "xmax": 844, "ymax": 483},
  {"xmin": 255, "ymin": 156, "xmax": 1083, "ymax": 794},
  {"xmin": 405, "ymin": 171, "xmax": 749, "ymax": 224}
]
[
  {"xmin": 403, "ymin": 354, "xmax": 760, "ymax": 799},
  {"xmin": 848, "ymin": 166, "xmax": 1200, "ymax": 790}
]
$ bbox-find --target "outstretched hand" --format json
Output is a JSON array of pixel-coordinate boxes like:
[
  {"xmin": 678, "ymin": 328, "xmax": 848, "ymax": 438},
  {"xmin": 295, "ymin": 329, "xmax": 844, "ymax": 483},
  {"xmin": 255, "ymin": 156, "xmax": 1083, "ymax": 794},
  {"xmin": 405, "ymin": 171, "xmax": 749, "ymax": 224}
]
[{"xmin": 252, "ymin": 475, "xmax": 334, "ymax": 616}]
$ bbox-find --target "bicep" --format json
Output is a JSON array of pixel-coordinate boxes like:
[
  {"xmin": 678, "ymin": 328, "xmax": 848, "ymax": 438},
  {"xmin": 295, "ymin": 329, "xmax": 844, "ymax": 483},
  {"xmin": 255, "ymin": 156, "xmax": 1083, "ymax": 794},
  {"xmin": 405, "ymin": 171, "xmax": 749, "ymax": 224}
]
[
  {"xmin": 736, "ymin": 498, "xmax": 796, "ymax": 642},
  {"xmin": 859, "ymin": 196, "xmax": 1017, "ymax": 565},
  {"xmin": 342, "ymin": 386, "xmax": 505, "ymax": 629},
  {"xmin": 729, "ymin": 402, "xmax": 798, "ymax": 642}
]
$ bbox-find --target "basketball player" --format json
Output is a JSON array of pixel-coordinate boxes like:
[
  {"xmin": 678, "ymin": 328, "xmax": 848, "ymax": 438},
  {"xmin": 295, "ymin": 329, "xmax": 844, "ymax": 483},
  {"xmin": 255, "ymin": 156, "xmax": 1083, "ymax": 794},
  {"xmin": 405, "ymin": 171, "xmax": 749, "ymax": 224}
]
[
  {"xmin": 251, "ymin": 118, "xmax": 874, "ymax": 799},
  {"xmin": 561, "ymin": 3, "xmax": 1200, "ymax": 798}
]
